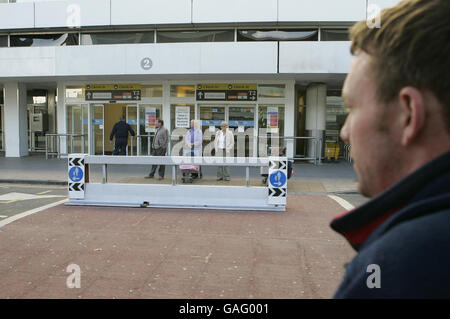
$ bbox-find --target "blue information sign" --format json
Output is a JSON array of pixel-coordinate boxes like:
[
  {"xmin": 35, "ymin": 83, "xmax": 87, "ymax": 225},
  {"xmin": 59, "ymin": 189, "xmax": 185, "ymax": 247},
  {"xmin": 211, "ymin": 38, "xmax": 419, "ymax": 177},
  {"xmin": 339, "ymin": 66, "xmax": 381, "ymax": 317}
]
[
  {"xmin": 269, "ymin": 170, "xmax": 286, "ymax": 188},
  {"xmin": 69, "ymin": 166, "xmax": 84, "ymax": 183}
]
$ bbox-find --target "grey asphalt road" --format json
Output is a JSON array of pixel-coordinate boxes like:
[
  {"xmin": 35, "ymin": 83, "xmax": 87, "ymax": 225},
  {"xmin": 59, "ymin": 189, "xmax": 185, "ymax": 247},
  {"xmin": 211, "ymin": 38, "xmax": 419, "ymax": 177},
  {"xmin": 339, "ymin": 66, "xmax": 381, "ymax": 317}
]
[{"xmin": 0, "ymin": 184, "xmax": 67, "ymax": 219}]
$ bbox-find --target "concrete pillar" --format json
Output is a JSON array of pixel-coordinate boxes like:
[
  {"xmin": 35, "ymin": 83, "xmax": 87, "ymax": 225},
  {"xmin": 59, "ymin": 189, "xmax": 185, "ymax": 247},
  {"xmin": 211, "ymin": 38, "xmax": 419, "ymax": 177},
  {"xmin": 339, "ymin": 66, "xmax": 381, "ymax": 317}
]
[
  {"xmin": 284, "ymin": 81, "xmax": 296, "ymax": 159},
  {"xmin": 56, "ymin": 82, "xmax": 67, "ymax": 154},
  {"xmin": 305, "ymin": 83, "xmax": 327, "ymax": 160},
  {"xmin": 4, "ymin": 83, "xmax": 28, "ymax": 157}
]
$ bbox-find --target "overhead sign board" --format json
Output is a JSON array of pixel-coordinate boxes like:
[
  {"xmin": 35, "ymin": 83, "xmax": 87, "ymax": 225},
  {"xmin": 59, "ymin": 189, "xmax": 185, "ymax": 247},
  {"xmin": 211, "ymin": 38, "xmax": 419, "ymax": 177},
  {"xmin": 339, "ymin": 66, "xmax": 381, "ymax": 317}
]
[
  {"xmin": 196, "ymin": 83, "xmax": 257, "ymax": 101},
  {"xmin": 85, "ymin": 84, "xmax": 141, "ymax": 101}
]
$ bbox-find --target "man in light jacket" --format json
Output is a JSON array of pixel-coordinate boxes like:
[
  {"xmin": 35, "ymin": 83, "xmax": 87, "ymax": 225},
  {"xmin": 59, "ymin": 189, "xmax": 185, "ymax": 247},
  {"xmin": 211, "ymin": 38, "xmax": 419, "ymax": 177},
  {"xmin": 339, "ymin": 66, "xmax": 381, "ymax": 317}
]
[
  {"xmin": 146, "ymin": 119, "xmax": 169, "ymax": 180},
  {"xmin": 214, "ymin": 121, "xmax": 234, "ymax": 181}
]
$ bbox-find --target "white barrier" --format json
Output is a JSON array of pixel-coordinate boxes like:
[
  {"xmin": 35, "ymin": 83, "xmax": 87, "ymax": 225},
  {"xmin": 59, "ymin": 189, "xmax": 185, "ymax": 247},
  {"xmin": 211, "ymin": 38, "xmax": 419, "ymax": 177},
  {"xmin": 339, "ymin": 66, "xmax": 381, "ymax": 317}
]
[{"xmin": 66, "ymin": 154, "xmax": 288, "ymax": 211}]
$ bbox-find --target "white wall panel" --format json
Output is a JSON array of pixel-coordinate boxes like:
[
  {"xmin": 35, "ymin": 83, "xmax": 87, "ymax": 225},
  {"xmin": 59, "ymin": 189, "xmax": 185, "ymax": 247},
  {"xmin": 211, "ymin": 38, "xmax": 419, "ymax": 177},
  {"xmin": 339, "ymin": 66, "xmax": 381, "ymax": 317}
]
[
  {"xmin": 279, "ymin": 0, "xmax": 366, "ymax": 22},
  {"xmin": 126, "ymin": 43, "xmax": 278, "ymax": 74},
  {"xmin": 279, "ymin": 42, "xmax": 353, "ymax": 74},
  {"xmin": 368, "ymin": 0, "xmax": 402, "ymax": 10},
  {"xmin": 0, "ymin": 47, "xmax": 55, "ymax": 77},
  {"xmin": 56, "ymin": 45, "xmax": 127, "ymax": 76},
  {"xmin": 35, "ymin": 0, "xmax": 110, "ymax": 28},
  {"xmin": 193, "ymin": 0, "xmax": 277, "ymax": 23},
  {"xmin": 111, "ymin": 0, "xmax": 191, "ymax": 25},
  {"xmin": 0, "ymin": 3, "xmax": 35, "ymax": 29},
  {"xmin": 0, "ymin": 42, "xmax": 277, "ymax": 77}
]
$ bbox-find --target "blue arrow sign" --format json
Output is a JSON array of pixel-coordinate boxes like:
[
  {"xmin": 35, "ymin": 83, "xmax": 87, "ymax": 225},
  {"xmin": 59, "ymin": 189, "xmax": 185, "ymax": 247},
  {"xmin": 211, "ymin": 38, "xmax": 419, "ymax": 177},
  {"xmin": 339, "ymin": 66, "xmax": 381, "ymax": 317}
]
[{"xmin": 69, "ymin": 166, "xmax": 84, "ymax": 183}]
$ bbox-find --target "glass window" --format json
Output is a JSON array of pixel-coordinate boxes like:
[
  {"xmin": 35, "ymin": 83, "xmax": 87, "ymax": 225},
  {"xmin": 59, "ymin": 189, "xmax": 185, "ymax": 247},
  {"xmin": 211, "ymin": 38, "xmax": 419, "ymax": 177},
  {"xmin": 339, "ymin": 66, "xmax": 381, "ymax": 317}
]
[
  {"xmin": 170, "ymin": 85, "xmax": 195, "ymax": 98},
  {"xmin": 10, "ymin": 33, "xmax": 79, "ymax": 47},
  {"xmin": 258, "ymin": 105, "xmax": 285, "ymax": 156},
  {"xmin": 141, "ymin": 85, "xmax": 162, "ymax": 98},
  {"xmin": 139, "ymin": 104, "xmax": 162, "ymax": 155},
  {"xmin": 65, "ymin": 87, "xmax": 85, "ymax": 99},
  {"xmin": 81, "ymin": 32, "xmax": 154, "ymax": 45},
  {"xmin": 258, "ymin": 84, "xmax": 286, "ymax": 98},
  {"xmin": 170, "ymin": 104, "xmax": 195, "ymax": 131},
  {"xmin": 321, "ymin": 29, "xmax": 349, "ymax": 41},
  {"xmin": 0, "ymin": 36, "xmax": 7, "ymax": 47},
  {"xmin": 326, "ymin": 92, "xmax": 348, "ymax": 158},
  {"xmin": 66, "ymin": 104, "xmax": 88, "ymax": 153},
  {"xmin": 157, "ymin": 30, "xmax": 234, "ymax": 43},
  {"xmin": 238, "ymin": 29, "xmax": 318, "ymax": 41}
]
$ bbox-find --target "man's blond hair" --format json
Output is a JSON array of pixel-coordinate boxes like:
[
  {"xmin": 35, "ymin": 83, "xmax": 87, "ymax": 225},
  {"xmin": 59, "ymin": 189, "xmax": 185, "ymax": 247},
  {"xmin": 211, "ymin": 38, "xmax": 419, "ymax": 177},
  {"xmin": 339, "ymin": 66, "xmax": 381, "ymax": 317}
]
[{"xmin": 349, "ymin": 0, "xmax": 450, "ymax": 129}]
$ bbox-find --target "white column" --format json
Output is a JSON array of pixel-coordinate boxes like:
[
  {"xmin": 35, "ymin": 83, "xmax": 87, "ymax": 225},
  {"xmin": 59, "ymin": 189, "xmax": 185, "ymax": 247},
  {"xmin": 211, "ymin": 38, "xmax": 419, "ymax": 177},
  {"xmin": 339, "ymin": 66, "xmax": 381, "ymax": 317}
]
[
  {"xmin": 284, "ymin": 81, "xmax": 296, "ymax": 159},
  {"xmin": 305, "ymin": 83, "xmax": 327, "ymax": 160},
  {"xmin": 56, "ymin": 82, "xmax": 67, "ymax": 155},
  {"xmin": 4, "ymin": 82, "xmax": 28, "ymax": 157}
]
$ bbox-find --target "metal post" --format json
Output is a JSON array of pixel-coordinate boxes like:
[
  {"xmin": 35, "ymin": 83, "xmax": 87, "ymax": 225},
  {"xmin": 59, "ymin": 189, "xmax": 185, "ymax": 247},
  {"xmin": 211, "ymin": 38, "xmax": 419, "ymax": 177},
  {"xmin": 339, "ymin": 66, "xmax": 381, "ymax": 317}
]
[
  {"xmin": 246, "ymin": 166, "xmax": 250, "ymax": 187},
  {"xmin": 45, "ymin": 135, "xmax": 48, "ymax": 160},
  {"xmin": 82, "ymin": 135, "xmax": 85, "ymax": 154},
  {"xmin": 130, "ymin": 138, "xmax": 133, "ymax": 156},
  {"xmin": 172, "ymin": 165, "xmax": 176, "ymax": 186},
  {"xmin": 148, "ymin": 136, "xmax": 151, "ymax": 156},
  {"xmin": 102, "ymin": 164, "xmax": 108, "ymax": 184},
  {"xmin": 70, "ymin": 135, "xmax": 73, "ymax": 154},
  {"xmin": 137, "ymin": 136, "xmax": 140, "ymax": 156},
  {"xmin": 318, "ymin": 138, "xmax": 322, "ymax": 165}
]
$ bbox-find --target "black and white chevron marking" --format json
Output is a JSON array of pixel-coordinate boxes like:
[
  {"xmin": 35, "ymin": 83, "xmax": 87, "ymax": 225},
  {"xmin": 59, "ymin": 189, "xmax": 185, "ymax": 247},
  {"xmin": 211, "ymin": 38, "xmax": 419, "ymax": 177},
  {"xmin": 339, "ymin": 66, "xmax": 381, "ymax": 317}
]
[
  {"xmin": 268, "ymin": 187, "xmax": 286, "ymax": 197},
  {"xmin": 69, "ymin": 158, "xmax": 84, "ymax": 167},
  {"xmin": 69, "ymin": 183, "xmax": 85, "ymax": 192},
  {"xmin": 269, "ymin": 160, "xmax": 287, "ymax": 170}
]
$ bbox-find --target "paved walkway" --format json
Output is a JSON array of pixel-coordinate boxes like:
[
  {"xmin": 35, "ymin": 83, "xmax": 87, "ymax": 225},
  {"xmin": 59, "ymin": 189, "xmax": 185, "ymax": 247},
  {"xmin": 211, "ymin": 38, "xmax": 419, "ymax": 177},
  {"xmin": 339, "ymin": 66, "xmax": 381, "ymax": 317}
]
[
  {"xmin": 0, "ymin": 194, "xmax": 355, "ymax": 299},
  {"xmin": 0, "ymin": 154, "xmax": 358, "ymax": 194}
]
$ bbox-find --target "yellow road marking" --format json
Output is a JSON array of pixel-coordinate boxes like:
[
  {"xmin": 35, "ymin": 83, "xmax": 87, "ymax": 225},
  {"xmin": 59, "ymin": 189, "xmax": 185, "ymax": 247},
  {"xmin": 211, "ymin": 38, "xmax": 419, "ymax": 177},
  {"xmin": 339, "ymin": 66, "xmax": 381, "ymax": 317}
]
[{"xmin": 37, "ymin": 190, "xmax": 52, "ymax": 195}]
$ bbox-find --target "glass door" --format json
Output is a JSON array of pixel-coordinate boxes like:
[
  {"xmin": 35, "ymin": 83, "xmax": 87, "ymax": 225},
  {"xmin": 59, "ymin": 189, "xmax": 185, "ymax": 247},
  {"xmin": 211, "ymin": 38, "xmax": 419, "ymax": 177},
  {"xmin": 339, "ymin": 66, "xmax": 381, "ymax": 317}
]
[
  {"xmin": 126, "ymin": 104, "xmax": 137, "ymax": 155},
  {"xmin": 228, "ymin": 105, "xmax": 256, "ymax": 157},
  {"xmin": 90, "ymin": 104, "xmax": 104, "ymax": 155},
  {"xmin": 199, "ymin": 105, "xmax": 225, "ymax": 156},
  {"xmin": 66, "ymin": 104, "xmax": 88, "ymax": 154},
  {"xmin": 138, "ymin": 104, "xmax": 162, "ymax": 156}
]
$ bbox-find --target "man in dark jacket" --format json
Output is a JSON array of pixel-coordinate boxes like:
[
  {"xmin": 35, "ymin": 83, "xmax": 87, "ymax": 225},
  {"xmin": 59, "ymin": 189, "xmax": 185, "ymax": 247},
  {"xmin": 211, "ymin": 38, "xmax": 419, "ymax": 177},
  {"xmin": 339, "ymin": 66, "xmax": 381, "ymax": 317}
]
[
  {"xmin": 331, "ymin": 0, "xmax": 450, "ymax": 298},
  {"xmin": 109, "ymin": 116, "xmax": 135, "ymax": 155}
]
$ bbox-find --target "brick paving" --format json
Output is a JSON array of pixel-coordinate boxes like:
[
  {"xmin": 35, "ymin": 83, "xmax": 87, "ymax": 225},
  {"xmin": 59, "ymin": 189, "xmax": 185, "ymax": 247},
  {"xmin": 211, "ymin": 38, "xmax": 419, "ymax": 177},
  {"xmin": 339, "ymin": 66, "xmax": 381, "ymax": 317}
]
[{"xmin": 0, "ymin": 194, "xmax": 355, "ymax": 299}]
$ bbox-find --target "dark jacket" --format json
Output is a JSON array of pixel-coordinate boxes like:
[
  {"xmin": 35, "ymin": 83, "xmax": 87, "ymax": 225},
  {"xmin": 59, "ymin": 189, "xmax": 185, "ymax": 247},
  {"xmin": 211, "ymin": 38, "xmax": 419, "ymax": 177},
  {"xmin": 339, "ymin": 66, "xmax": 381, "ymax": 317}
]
[
  {"xmin": 330, "ymin": 151, "xmax": 450, "ymax": 298},
  {"xmin": 110, "ymin": 120, "xmax": 135, "ymax": 142}
]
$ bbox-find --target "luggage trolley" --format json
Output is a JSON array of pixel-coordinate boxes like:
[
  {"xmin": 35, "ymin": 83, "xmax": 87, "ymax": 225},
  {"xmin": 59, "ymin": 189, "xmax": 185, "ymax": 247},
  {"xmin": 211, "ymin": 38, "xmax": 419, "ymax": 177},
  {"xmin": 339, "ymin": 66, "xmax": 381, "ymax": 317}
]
[{"xmin": 180, "ymin": 149, "xmax": 203, "ymax": 183}]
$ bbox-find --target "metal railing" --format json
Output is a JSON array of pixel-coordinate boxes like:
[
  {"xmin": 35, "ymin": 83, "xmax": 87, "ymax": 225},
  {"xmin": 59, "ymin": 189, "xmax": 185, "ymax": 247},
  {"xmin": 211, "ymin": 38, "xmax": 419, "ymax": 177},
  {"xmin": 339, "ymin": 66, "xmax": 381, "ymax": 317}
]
[
  {"xmin": 344, "ymin": 143, "xmax": 353, "ymax": 163},
  {"xmin": 131, "ymin": 134, "xmax": 154, "ymax": 156},
  {"xmin": 45, "ymin": 133, "xmax": 86, "ymax": 159},
  {"xmin": 258, "ymin": 136, "xmax": 323, "ymax": 165},
  {"xmin": 88, "ymin": 155, "xmax": 270, "ymax": 188}
]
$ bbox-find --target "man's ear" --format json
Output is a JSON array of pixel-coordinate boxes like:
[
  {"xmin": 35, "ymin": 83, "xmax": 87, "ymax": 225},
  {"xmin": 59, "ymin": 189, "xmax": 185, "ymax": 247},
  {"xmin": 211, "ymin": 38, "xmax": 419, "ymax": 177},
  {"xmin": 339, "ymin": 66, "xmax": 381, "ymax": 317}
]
[{"xmin": 398, "ymin": 87, "xmax": 425, "ymax": 146}]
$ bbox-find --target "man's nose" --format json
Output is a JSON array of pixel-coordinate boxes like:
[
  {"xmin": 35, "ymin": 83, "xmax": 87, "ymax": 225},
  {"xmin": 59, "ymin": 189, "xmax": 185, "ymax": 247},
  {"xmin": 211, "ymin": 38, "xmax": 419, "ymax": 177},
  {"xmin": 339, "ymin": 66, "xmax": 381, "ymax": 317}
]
[{"xmin": 340, "ymin": 116, "xmax": 350, "ymax": 143}]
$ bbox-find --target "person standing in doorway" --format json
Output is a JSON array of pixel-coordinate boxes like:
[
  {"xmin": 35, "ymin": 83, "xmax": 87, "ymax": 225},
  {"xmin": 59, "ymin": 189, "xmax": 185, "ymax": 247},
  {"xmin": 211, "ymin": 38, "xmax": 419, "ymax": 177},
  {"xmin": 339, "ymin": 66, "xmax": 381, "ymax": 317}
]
[
  {"xmin": 109, "ymin": 116, "xmax": 135, "ymax": 156},
  {"xmin": 214, "ymin": 121, "xmax": 234, "ymax": 181},
  {"xmin": 146, "ymin": 119, "xmax": 169, "ymax": 180}
]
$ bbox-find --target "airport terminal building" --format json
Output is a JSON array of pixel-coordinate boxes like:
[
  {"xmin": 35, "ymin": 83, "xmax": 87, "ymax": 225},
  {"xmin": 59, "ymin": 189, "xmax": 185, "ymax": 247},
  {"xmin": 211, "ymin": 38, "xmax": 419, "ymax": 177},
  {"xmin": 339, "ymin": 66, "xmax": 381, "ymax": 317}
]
[{"xmin": 0, "ymin": 0, "xmax": 399, "ymax": 158}]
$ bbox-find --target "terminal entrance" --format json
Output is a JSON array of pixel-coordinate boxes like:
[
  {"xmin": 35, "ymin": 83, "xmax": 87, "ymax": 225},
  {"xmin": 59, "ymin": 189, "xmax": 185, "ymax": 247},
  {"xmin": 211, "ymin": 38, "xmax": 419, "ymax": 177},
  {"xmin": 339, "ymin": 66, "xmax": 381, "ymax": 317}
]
[
  {"xmin": 199, "ymin": 105, "xmax": 256, "ymax": 157},
  {"xmin": 91, "ymin": 103, "xmax": 137, "ymax": 155}
]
